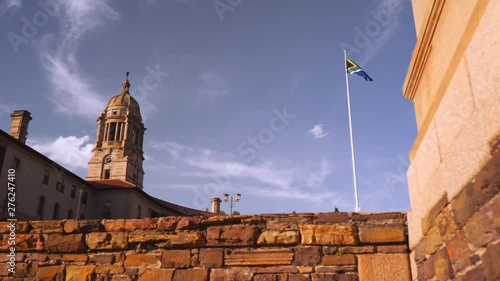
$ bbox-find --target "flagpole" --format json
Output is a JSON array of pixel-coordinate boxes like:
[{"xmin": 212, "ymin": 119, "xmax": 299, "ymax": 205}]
[{"xmin": 344, "ymin": 49, "xmax": 361, "ymax": 212}]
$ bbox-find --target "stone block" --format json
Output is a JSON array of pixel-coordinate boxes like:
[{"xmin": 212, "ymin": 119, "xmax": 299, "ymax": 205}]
[
  {"xmin": 300, "ymin": 225, "xmax": 357, "ymax": 245},
  {"xmin": 464, "ymin": 206, "xmax": 497, "ymax": 250},
  {"xmin": 481, "ymin": 240, "xmax": 500, "ymax": 280},
  {"xmin": 155, "ymin": 217, "xmax": 180, "ymax": 231},
  {"xmin": 316, "ymin": 212, "xmax": 350, "ymax": 223},
  {"xmin": 257, "ymin": 230, "xmax": 300, "ymax": 245},
  {"xmin": 173, "ymin": 268, "xmax": 208, "ymax": 281},
  {"xmin": 66, "ymin": 265, "xmax": 95, "ymax": 281},
  {"xmin": 351, "ymin": 212, "xmax": 406, "ymax": 224},
  {"xmin": 124, "ymin": 254, "xmax": 160, "ymax": 268},
  {"xmin": 446, "ymin": 230, "xmax": 471, "ymax": 272},
  {"xmin": 13, "ymin": 234, "xmax": 44, "ymax": 251},
  {"xmin": 433, "ymin": 248, "xmax": 454, "ymax": 281},
  {"xmin": 103, "ymin": 219, "xmax": 126, "ymax": 232},
  {"xmin": 176, "ymin": 217, "xmax": 202, "ymax": 230},
  {"xmin": 210, "ymin": 268, "xmax": 254, "ymax": 281},
  {"xmin": 253, "ymin": 274, "xmax": 287, "ymax": 281},
  {"xmin": 130, "ymin": 231, "xmax": 206, "ymax": 248},
  {"xmin": 161, "ymin": 249, "xmax": 191, "ymax": 268},
  {"xmin": 45, "ymin": 234, "xmax": 87, "ymax": 252},
  {"xmin": 266, "ymin": 214, "xmax": 315, "ymax": 231},
  {"xmin": 322, "ymin": 254, "xmax": 356, "ymax": 265},
  {"xmin": 35, "ymin": 265, "xmax": 64, "ymax": 281},
  {"xmin": 111, "ymin": 275, "xmax": 135, "ymax": 281},
  {"xmin": 376, "ymin": 245, "xmax": 408, "ymax": 253},
  {"xmin": 61, "ymin": 254, "xmax": 88, "ymax": 262},
  {"xmin": 95, "ymin": 265, "xmax": 125, "ymax": 275},
  {"xmin": 26, "ymin": 253, "xmax": 48, "ymax": 262},
  {"xmin": 311, "ymin": 273, "xmax": 358, "ymax": 281},
  {"xmin": 124, "ymin": 218, "xmax": 158, "ymax": 230},
  {"xmin": 293, "ymin": 246, "xmax": 321, "ymax": 266},
  {"xmin": 89, "ymin": 254, "xmax": 115, "ymax": 264},
  {"xmin": 207, "ymin": 225, "xmax": 260, "ymax": 246},
  {"xmin": 435, "ymin": 206, "xmax": 458, "ymax": 241},
  {"xmin": 315, "ymin": 265, "xmax": 357, "ymax": 273},
  {"xmin": 78, "ymin": 220, "xmax": 104, "ymax": 232},
  {"xmin": 358, "ymin": 254, "xmax": 411, "ymax": 281},
  {"xmin": 358, "ymin": 225, "xmax": 406, "ymax": 244},
  {"xmin": 86, "ymin": 232, "xmax": 128, "ymax": 250},
  {"xmin": 456, "ymin": 264, "xmax": 485, "ymax": 281},
  {"xmin": 424, "ymin": 226, "xmax": 443, "ymax": 255},
  {"xmin": 138, "ymin": 268, "xmax": 174, "ymax": 281},
  {"xmin": 63, "ymin": 220, "xmax": 79, "ymax": 233},
  {"xmin": 225, "ymin": 248, "xmax": 293, "ymax": 266},
  {"xmin": 337, "ymin": 246, "xmax": 375, "ymax": 254},
  {"xmin": 288, "ymin": 274, "xmax": 310, "ymax": 281},
  {"xmin": 252, "ymin": 266, "xmax": 299, "ymax": 274},
  {"xmin": 31, "ymin": 220, "xmax": 62, "ymax": 233},
  {"xmin": 199, "ymin": 248, "xmax": 223, "ymax": 268}
]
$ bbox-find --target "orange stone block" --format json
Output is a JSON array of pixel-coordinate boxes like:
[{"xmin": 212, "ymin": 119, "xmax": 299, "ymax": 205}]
[
  {"xmin": 35, "ymin": 265, "xmax": 64, "ymax": 281},
  {"xmin": 124, "ymin": 254, "xmax": 160, "ymax": 267},
  {"xmin": 257, "ymin": 230, "xmax": 300, "ymax": 245},
  {"xmin": 225, "ymin": 248, "xmax": 293, "ymax": 266},
  {"xmin": 86, "ymin": 232, "xmax": 128, "ymax": 250},
  {"xmin": 138, "ymin": 268, "xmax": 174, "ymax": 281},
  {"xmin": 322, "ymin": 254, "xmax": 356, "ymax": 265},
  {"xmin": 95, "ymin": 265, "xmax": 125, "ymax": 275},
  {"xmin": 300, "ymin": 225, "xmax": 357, "ymax": 245},
  {"xmin": 173, "ymin": 268, "xmax": 209, "ymax": 281},
  {"xmin": 31, "ymin": 220, "xmax": 62, "ymax": 233},
  {"xmin": 66, "ymin": 265, "xmax": 95, "ymax": 281},
  {"xmin": 161, "ymin": 250, "xmax": 191, "ymax": 268},
  {"xmin": 358, "ymin": 225, "xmax": 406, "ymax": 244}
]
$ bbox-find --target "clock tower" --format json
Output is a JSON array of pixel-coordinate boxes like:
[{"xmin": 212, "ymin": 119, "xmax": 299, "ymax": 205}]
[{"xmin": 86, "ymin": 73, "xmax": 146, "ymax": 188}]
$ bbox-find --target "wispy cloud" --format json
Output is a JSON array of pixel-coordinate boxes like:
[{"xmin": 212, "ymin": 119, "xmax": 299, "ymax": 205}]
[
  {"xmin": 151, "ymin": 140, "xmax": 334, "ymax": 202},
  {"xmin": 0, "ymin": 0, "xmax": 21, "ymax": 18},
  {"xmin": 28, "ymin": 135, "xmax": 93, "ymax": 171},
  {"xmin": 39, "ymin": 0, "xmax": 120, "ymax": 119},
  {"xmin": 308, "ymin": 124, "xmax": 329, "ymax": 139},
  {"xmin": 197, "ymin": 70, "xmax": 230, "ymax": 103}
]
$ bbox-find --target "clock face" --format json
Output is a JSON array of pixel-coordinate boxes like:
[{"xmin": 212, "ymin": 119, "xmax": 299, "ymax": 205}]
[{"xmin": 104, "ymin": 155, "xmax": 114, "ymax": 165}]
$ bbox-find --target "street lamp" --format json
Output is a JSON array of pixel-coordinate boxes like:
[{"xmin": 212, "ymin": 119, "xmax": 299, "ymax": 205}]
[{"xmin": 223, "ymin": 193, "xmax": 241, "ymax": 216}]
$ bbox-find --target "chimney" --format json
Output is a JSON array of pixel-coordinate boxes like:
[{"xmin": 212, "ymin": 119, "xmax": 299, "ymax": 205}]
[
  {"xmin": 10, "ymin": 110, "xmax": 32, "ymax": 144},
  {"xmin": 211, "ymin": 197, "xmax": 221, "ymax": 214}
]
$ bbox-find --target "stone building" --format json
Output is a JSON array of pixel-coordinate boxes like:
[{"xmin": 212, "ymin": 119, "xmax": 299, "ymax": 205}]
[
  {"xmin": 404, "ymin": 0, "xmax": 499, "ymax": 279},
  {"xmin": 0, "ymin": 75, "xmax": 211, "ymax": 221}
]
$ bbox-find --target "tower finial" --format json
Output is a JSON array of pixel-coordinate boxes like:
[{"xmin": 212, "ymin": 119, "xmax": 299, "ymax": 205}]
[{"xmin": 122, "ymin": 72, "xmax": 130, "ymax": 92}]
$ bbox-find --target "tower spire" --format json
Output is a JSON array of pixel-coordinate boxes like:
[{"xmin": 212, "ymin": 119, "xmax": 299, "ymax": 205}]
[{"xmin": 122, "ymin": 72, "xmax": 130, "ymax": 92}]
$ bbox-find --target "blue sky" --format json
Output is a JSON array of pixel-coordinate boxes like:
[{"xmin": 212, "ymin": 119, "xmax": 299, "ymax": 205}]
[{"xmin": 0, "ymin": 0, "xmax": 417, "ymax": 214}]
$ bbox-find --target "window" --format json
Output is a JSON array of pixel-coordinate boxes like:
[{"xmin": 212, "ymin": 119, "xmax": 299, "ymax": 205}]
[
  {"xmin": 81, "ymin": 191, "xmax": 88, "ymax": 205},
  {"xmin": 150, "ymin": 210, "xmax": 160, "ymax": 217},
  {"xmin": 80, "ymin": 214, "xmax": 84, "ymax": 219},
  {"xmin": 104, "ymin": 169, "xmax": 111, "ymax": 179},
  {"xmin": 13, "ymin": 157, "xmax": 20, "ymax": 168},
  {"xmin": 37, "ymin": 197, "xmax": 45, "ymax": 217},
  {"xmin": 52, "ymin": 203, "xmax": 60, "ymax": 220},
  {"xmin": 67, "ymin": 209, "xmax": 73, "ymax": 219},
  {"xmin": 137, "ymin": 205, "xmax": 142, "ymax": 218},
  {"xmin": 43, "ymin": 169, "xmax": 50, "ymax": 185},
  {"xmin": 56, "ymin": 178, "xmax": 65, "ymax": 193},
  {"xmin": 109, "ymin": 123, "xmax": 116, "ymax": 140},
  {"xmin": 132, "ymin": 173, "xmax": 136, "ymax": 183},
  {"xmin": 71, "ymin": 185, "xmax": 76, "ymax": 199}
]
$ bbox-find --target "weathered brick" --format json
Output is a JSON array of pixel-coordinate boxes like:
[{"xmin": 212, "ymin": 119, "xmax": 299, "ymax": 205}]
[
  {"xmin": 351, "ymin": 212, "xmax": 405, "ymax": 223},
  {"xmin": 481, "ymin": 241, "xmax": 500, "ymax": 280},
  {"xmin": 199, "ymin": 248, "xmax": 223, "ymax": 268},
  {"xmin": 66, "ymin": 265, "xmax": 95, "ymax": 281},
  {"xmin": 0, "ymin": 221, "xmax": 30, "ymax": 233},
  {"xmin": 315, "ymin": 265, "xmax": 357, "ymax": 273},
  {"xmin": 358, "ymin": 225, "xmax": 406, "ymax": 244},
  {"xmin": 78, "ymin": 220, "xmax": 104, "ymax": 232},
  {"xmin": 95, "ymin": 265, "xmax": 125, "ymax": 275},
  {"xmin": 266, "ymin": 214, "xmax": 315, "ymax": 231},
  {"xmin": 257, "ymin": 230, "xmax": 300, "ymax": 245},
  {"xmin": 288, "ymin": 274, "xmax": 311, "ymax": 281},
  {"xmin": 312, "ymin": 273, "xmax": 358, "ymax": 281},
  {"xmin": 61, "ymin": 254, "xmax": 88, "ymax": 262},
  {"xmin": 433, "ymin": 248, "xmax": 454, "ymax": 281},
  {"xmin": 252, "ymin": 266, "xmax": 299, "ymax": 274},
  {"xmin": 63, "ymin": 220, "xmax": 79, "ymax": 233},
  {"xmin": 45, "ymin": 234, "xmax": 86, "ymax": 252},
  {"xmin": 13, "ymin": 234, "xmax": 44, "ymax": 251},
  {"xmin": 111, "ymin": 275, "xmax": 134, "ymax": 281},
  {"xmin": 210, "ymin": 268, "xmax": 254, "ymax": 281},
  {"xmin": 425, "ymin": 226, "xmax": 443, "ymax": 255},
  {"xmin": 176, "ymin": 217, "xmax": 202, "ymax": 230},
  {"xmin": 124, "ymin": 254, "xmax": 160, "ymax": 267},
  {"xmin": 301, "ymin": 225, "xmax": 357, "ymax": 245},
  {"xmin": 456, "ymin": 264, "xmax": 485, "ymax": 281},
  {"xmin": 421, "ymin": 194, "xmax": 448, "ymax": 234},
  {"xmin": 124, "ymin": 218, "xmax": 158, "ymax": 230},
  {"xmin": 12, "ymin": 262, "xmax": 37, "ymax": 278},
  {"xmin": 161, "ymin": 250, "xmax": 191, "ymax": 268},
  {"xmin": 207, "ymin": 225, "xmax": 260, "ymax": 246},
  {"xmin": 173, "ymin": 268, "xmax": 208, "ymax": 281},
  {"xmin": 435, "ymin": 207, "xmax": 458, "ymax": 241},
  {"xmin": 451, "ymin": 183, "xmax": 475, "ymax": 228},
  {"xmin": 35, "ymin": 266, "xmax": 64, "ymax": 281},
  {"xmin": 89, "ymin": 254, "xmax": 115, "ymax": 264},
  {"xmin": 446, "ymin": 230, "xmax": 471, "ymax": 272},
  {"xmin": 130, "ymin": 231, "xmax": 206, "ymax": 248},
  {"xmin": 322, "ymin": 254, "xmax": 356, "ymax": 265},
  {"xmin": 225, "ymin": 248, "xmax": 293, "ymax": 266},
  {"xmin": 86, "ymin": 232, "xmax": 128, "ymax": 250},
  {"xmin": 31, "ymin": 220, "xmax": 62, "ymax": 233},
  {"xmin": 26, "ymin": 253, "xmax": 48, "ymax": 262},
  {"xmin": 317, "ymin": 212, "xmax": 350, "ymax": 223},
  {"xmin": 253, "ymin": 274, "xmax": 288, "ymax": 281},
  {"xmin": 138, "ymin": 268, "xmax": 174, "ymax": 281},
  {"xmin": 293, "ymin": 246, "xmax": 321, "ymax": 266},
  {"xmin": 297, "ymin": 266, "xmax": 313, "ymax": 273}
]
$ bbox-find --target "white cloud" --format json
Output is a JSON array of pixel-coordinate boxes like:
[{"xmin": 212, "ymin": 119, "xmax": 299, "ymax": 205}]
[
  {"xmin": 151, "ymin": 140, "xmax": 334, "ymax": 201},
  {"xmin": 308, "ymin": 124, "xmax": 329, "ymax": 139},
  {"xmin": 28, "ymin": 135, "xmax": 93, "ymax": 171},
  {"xmin": 197, "ymin": 70, "xmax": 230, "ymax": 102},
  {"xmin": 39, "ymin": 0, "xmax": 120, "ymax": 119}
]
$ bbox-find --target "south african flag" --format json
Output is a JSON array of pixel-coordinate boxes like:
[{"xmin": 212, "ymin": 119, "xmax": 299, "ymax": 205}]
[{"xmin": 346, "ymin": 57, "xmax": 373, "ymax": 81}]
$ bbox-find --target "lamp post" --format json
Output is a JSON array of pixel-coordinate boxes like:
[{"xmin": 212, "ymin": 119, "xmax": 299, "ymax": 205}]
[
  {"xmin": 223, "ymin": 193, "xmax": 241, "ymax": 216},
  {"xmin": 75, "ymin": 184, "xmax": 85, "ymax": 219}
]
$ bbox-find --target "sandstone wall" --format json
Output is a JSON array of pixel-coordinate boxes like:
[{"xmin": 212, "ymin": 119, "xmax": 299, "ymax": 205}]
[{"xmin": 0, "ymin": 212, "xmax": 410, "ymax": 281}]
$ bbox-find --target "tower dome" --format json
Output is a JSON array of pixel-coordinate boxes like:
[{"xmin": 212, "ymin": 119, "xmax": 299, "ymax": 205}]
[{"xmin": 106, "ymin": 72, "xmax": 141, "ymax": 113}]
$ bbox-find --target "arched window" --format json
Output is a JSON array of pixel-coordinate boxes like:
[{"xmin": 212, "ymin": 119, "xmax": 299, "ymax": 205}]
[
  {"xmin": 37, "ymin": 196, "xmax": 45, "ymax": 217},
  {"xmin": 53, "ymin": 203, "xmax": 60, "ymax": 220},
  {"xmin": 67, "ymin": 209, "xmax": 73, "ymax": 219}
]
